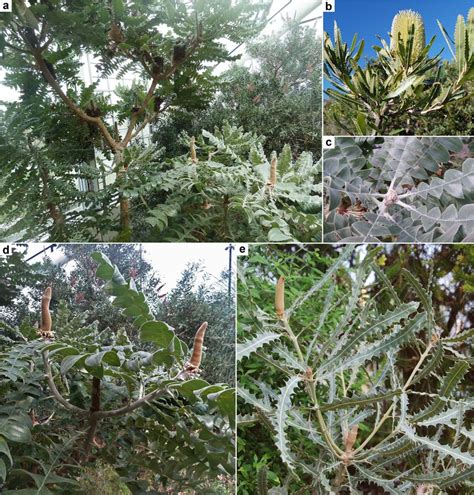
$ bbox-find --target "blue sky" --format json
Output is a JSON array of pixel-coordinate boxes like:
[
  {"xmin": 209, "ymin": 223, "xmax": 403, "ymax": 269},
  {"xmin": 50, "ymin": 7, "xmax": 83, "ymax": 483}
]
[{"xmin": 325, "ymin": 0, "xmax": 472, "ymax": 61}]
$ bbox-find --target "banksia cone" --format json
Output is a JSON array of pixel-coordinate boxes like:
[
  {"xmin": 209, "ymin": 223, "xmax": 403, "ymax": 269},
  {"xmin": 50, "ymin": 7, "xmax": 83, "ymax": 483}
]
[
  {"xmin": 190, "ymin": 136, "xmax": 197, "ymax": 163},
  {"xmin": 344, "ymin": 424, "xmax": 359, "ymax": 452},
  {"xmin": 275, "ymin": 277, "xmax": 285, "ymax": 320},
  {"xmin": 455, "ymin": 14, "xmax": 467, "ymax": 72},
  {"xmin": 469, "ymin": 8, "xmax": 474, "ymax": 54},
  {"xmin": 188, "ymin": 322, "xmax": 208, "ymax": 368},
  {"xmin": 41, "ymin": 287, "xmax": 52, "ymax": 332},
  {"xmin": 390, "ymin": 10, "xmax": 426, "ymax": 59},
  {"xmin": 40, "ymin": 287, "xmax": 53, "ymax": 339},
  {"xmin": 269, "ymin": 154, "xmax": 277, "ymax": 187}
]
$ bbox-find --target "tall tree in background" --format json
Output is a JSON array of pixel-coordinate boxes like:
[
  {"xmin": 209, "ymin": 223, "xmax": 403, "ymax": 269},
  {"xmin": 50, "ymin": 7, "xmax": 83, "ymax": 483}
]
[
  {"xmin": 0, "ymin": 0, "xmax": 267, "ymax": 240},
  {"xmin": 154, "ymin": 21, "xmax": 322, "ymax": 158}
]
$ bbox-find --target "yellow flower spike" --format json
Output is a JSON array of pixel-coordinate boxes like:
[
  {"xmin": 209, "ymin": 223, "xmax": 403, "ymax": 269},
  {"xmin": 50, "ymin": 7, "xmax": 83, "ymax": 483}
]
[{"xmin": 390, "ymin": 10, "xmax": 426, "ymax": 60}]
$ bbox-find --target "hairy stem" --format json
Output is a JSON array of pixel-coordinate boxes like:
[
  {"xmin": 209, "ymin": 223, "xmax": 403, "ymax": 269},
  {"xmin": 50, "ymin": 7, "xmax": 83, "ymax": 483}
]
[{"xmin": 280, "ymin": 318, "xmax": 344, "ymax": 458}]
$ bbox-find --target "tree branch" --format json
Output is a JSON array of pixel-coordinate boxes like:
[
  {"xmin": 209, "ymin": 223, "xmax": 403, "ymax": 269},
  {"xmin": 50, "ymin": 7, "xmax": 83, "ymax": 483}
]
[
  {"xmin": 94, "ymin": 386, "xmax": 169, "ymax": 418},
  {"xmin": 34, "ymin": 52, "xmax": 119, "ymax": 150},
  {"xmin": 4, "ymin": 41, "xmax": 29, "ymax": 54},
  {"xmin": 120, "ymin": 76, "xmax": 159, "ymax": 147},
  {"xmin": 17, "ymin": 28, "xmax": 119, "ymax": 152},
  {"xmin": 84, "ymin": 376, "xmax": 101, "ymax": 457},
  {"xmin": 42, "ymin": 350, "xmax": 88, "ymax": 416},
  {"xmin": 120, "ymin": 37, "xmax": 201, "ymax": 148}
]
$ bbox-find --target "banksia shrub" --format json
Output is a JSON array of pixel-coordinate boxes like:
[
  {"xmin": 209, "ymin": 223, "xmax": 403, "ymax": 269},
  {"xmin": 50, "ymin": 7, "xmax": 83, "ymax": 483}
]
[{"xmin": 390, "ymin": 10, "xmax": 426, "ymax": 59}]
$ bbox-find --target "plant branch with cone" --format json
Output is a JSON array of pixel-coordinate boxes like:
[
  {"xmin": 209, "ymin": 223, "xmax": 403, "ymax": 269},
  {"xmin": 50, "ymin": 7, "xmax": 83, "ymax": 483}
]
[
  {"xmin": 37, "ymin": 253, "xmax": 230, "ymax": 462},
  {"xmin": 237, "ymin": 246, "xmax": 474, "ymax": 492}
]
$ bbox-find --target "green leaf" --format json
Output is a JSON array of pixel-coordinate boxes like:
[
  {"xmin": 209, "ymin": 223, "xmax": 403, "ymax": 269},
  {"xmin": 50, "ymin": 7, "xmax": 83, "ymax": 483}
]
[
  {"xmin": 401, "ymin": 269, "xmax": 433, "ymax": 340},
  {"xmin": 278, "ymin": 144, "xmax": 292, "ymax": 174},
  {"xmin": 85, "ymin": 350, "xmax": 121, "ymax": 368},
  {"xmin": 417, "ymin": 402, "xmax": 473, "ymax": 427},
  {"xmin": 319, "ymin": 389, "xmax": 401, "ymax": 412},
  {"xmin": 140, "ymin": 321, "xmax": 175, "ymax": 348},
  {"xmin": 439, "ymin": 467, "xmax": 474, "ymax": 489},
  {"xmin": 60, "ymin": 354, "xmax": 88, "ymax": 375},
  {"xmin": 442, "ymin": 327, "xmax": 474, "ymax": 344},
  {"xmin": 320, "ymin": 302, "xmax": 419, "ymax": 373},
  {"xmin": 151, "ymin": 350, "xmax": 174, "ymax": 367},
  {"xmin": 322, "ymin": 313, "xmax": 426, "ymax": 377},
  {"xmin": 0, "ymin": 436, "xmax": 13, "ymax": 466},
  {"xmin": 209, "ymin": 389, "xmax": 235, "ymax": 428},
  {"xmin": 171, "ymin": 379, "xmax": 209, "ymax": 402},
  {"xmin": 410, "ymin": 342, "xmax": 443, "ymax": 385},
  {"xmin": 268, "ymin": 228, "xmax": 292, "ymax": 242},
  {"xmin": 91, "ymin": 251, "xmax": 115, "ymax": 280},
  {"xmin": 412, "ymin": 361, "xmax": 470, "ymax": 423},
  {"xmin": 0, "ymin": 416, "xmax": 31, "ymax": 443},
  {"xmin": 238, "ymin": 386, "xmax": 272, "ymax": 413},
  {"xmin": 386, "ymin": 75, "xmax": 422, "ymax": 99},
  {"xmin": 0, "ymin": 457, "xmax": 6, "ymax": 483}
]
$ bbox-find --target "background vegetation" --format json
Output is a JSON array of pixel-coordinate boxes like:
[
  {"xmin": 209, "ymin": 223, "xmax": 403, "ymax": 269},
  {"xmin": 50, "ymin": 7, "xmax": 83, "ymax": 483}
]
[{"xmin": 154, "ymin": 22, "xmax": 322, "ymax": 160}]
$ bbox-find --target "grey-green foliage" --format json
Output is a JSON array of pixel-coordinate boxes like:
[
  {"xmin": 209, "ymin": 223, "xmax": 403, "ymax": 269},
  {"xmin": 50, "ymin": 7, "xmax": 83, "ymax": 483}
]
[
  {"xmin": 324, "ymin": 137, "xmax": 474, "ymax": 243},
  {"xmin": 130, "ymin": 123, "xmax": 322, "ymax": 242},
  {"xmin": 237, "ymin": 246, "xmax": 473, "ymax": 493}
]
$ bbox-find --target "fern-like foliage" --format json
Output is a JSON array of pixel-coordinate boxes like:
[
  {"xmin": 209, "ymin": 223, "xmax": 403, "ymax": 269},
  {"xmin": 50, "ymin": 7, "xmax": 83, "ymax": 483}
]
[
  {"xmin": 324, "ymin": 137, "xmax": 474, "ymax": 242},
  {"xmin": 238, "ymin": 245, "xmax": 473, "ymax": 493}
]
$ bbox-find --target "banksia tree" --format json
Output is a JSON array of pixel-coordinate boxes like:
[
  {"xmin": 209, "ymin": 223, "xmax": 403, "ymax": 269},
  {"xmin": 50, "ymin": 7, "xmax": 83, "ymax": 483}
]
[{"xmin": 390, "ymin": 10, "xmax": 426, "ymax": 60}]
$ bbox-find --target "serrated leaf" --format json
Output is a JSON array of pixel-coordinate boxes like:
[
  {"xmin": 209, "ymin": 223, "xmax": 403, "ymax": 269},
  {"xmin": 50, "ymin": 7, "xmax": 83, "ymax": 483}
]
[
  {"xmin": 272, "ymin": 345, "xmax": 306, "ymax": 372},
  {"xmin": 320, "ymin": 389, "xmax": 402, "ymax": 412},
  {"xmin": 237, "ymin": 331, "xmax": 281, "ymax": 361},
  {"xmin": 238, "ymin": 386, "xmax": 272, "ymax": 414},
  {"xmin": 442, "ymin": 327, "xmax": 474, "ymax": 343},
  {"xmin": 271, "ymin": 376, "xmax": 301, "ymax": 469},
  {"xmin": 320, "ymin": 302, "xmax": 419, "ymax": 373},
  {"xmin": 401, "ymin": 269, "xmax": 433, "ymax": 340},
  {"xmin": 412, "ymin": 361, "xmax": 469, "ymax": 423},
  {"xmin": 322, "ymin": 313, "xmax": 426, "ymax": 377},
  {"xmin": 402, "ymin": 423, "xmax": 474, "ymax": 465},
  {"xmin": 410, "ymin": 342, "xmax": 443, "ymax": 385},
  {"xmin": 417, "ymin": 401, "xmax": 474, "ymax": 427},
  {"xmin": 439, "ymin": 467, "xmax": 474, "ymax": 488}
]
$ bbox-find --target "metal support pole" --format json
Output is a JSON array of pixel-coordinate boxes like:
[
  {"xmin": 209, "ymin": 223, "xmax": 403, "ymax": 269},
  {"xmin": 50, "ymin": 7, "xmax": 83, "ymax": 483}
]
[{"xmin": 225, "ymin": 244, "xmax": 235, "ymax": 306}]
